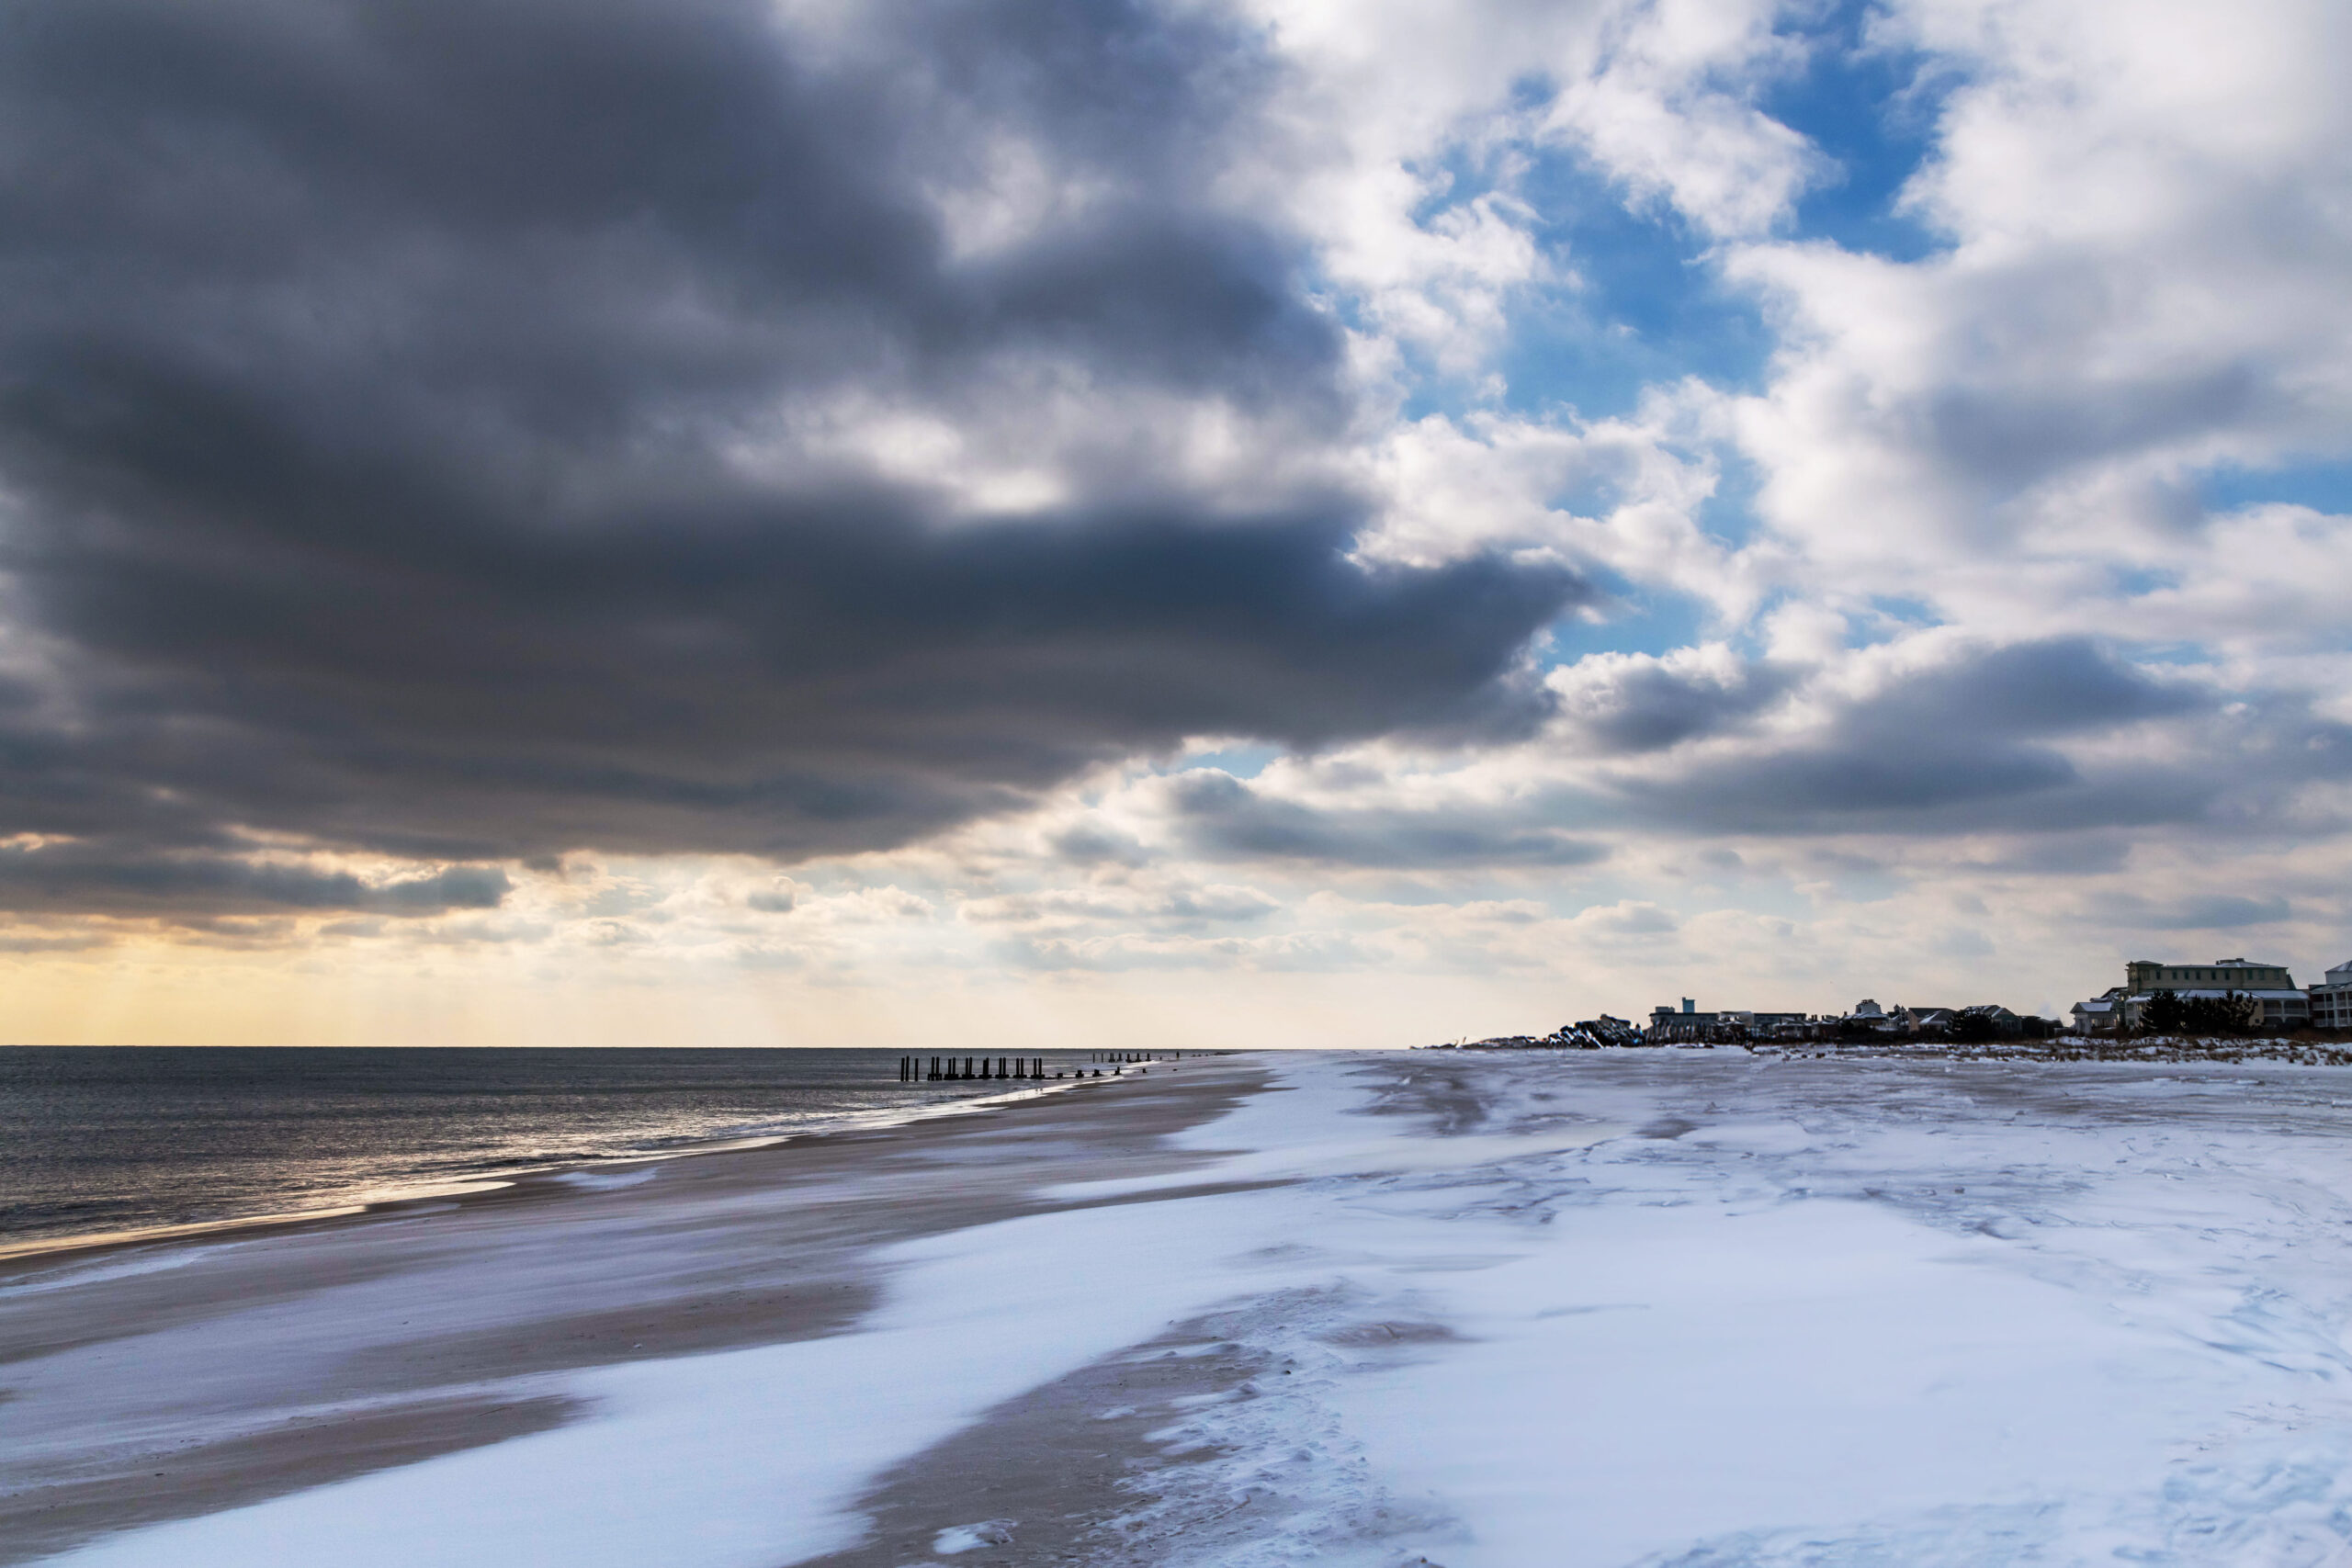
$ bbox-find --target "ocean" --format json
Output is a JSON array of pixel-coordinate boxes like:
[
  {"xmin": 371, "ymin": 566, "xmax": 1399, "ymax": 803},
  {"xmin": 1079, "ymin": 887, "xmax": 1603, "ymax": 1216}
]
[{"xmin": 0, "ymin": 1045, "xmax": 1104, "ymax": 1255}]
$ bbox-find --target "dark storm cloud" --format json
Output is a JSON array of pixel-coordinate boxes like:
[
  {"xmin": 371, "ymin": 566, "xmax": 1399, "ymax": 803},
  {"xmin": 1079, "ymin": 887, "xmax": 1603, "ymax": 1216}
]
[
  {"xmin": 1630, "ymin": 638, "xmax": 2217, "ymax": 833},
  {"xmin": 1165, "ymin": 771, "xmax": 1609, "ymax": 868},
  {"xmin": 1838, "ymin": 637, "xmax": 2201, "ymax": 739},
  {"xmin": 0, "ymin": 844, "xmax": 508, "ymax": 918},
  {"xmin": 0, "ymin": 0, "xmax": 1589, "ymax": 900},
  {"xmin": 1566, "ymin": 660, "xmax": 1795, "ymax": 752},
  {"xmin": 1128, "ymin": 639, "xmax": 2240, "ymax": 870},
  {"xmin": 0, "ymin": 506, "xmax": 1581, "ymax": 862}
]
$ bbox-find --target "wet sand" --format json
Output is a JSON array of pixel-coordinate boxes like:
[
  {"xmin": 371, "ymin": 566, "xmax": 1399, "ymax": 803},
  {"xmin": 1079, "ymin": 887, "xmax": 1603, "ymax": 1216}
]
[{"xmin": 0, "ymin": 1060, "xmax": 1277, "ymax": 1564}]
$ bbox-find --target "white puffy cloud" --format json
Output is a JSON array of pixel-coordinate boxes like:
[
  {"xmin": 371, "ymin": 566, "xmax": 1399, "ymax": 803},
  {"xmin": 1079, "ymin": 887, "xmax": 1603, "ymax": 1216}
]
[{"xmin": 1724, "ymin": 0, "xmax": 2352, "ymax": 635}]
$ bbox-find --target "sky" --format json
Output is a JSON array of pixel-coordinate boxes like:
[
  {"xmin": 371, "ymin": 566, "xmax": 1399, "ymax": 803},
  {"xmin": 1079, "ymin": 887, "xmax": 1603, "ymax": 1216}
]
[{"xmin": 0, "ymin": 0, "xmax": 2346, "ymax": 1047}]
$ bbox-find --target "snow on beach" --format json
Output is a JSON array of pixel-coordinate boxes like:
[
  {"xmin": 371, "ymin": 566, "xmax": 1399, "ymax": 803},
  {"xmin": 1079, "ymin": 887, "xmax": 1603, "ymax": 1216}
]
[
  {"xmin": 23, "ymin": 1051, "xmax": 2352, "ymax": 1567},
  {"xmin": 1097, "ymin": 1055, "xmax": 2352, "ymax": 1565}
]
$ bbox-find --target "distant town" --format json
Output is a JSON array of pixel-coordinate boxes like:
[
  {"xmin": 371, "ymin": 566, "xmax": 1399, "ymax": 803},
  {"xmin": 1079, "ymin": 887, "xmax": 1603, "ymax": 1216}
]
[{"xmin": 1436, "ymin": 953, "xmax": 2352, "ymax": 1050}]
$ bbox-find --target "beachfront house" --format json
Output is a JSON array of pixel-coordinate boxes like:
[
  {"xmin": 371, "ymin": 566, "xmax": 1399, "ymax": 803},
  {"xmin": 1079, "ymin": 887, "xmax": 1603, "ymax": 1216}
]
[
  {"xmin": 2125, "ymin": 957, "xmax": 2295, "ymax": 992},
  {"xmin": 2070, "ymin": 987, "xmax": 2126, "ymax": 1034},
  {"xmin": 2312, "ymin": 961, "xmax": 2352, "ymax": 1032},
  {"xmin": 1869, "ymin": 1004, "xmax": 2025, "ymax": 1042},
  {"xmin": 1954, "ymin": 1003, "xmax": 2029, "ymax": 1039},
  {"xmin": 2119, "ymin": 957, "xmax": 2310, "ymax": 1032},
  {"xmin": 1832, "ymin": 999, "xmax": 1899, "ymax": 1039},
  {"xmin": 1648, "ymin": 999, "xmax": 1721, "ymax": 1042}
]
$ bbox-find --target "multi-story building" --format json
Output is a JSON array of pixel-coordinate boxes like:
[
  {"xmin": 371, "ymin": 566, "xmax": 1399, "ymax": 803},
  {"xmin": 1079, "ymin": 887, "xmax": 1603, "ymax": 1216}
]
[
  {"xmin": 1645, "ymin": 1001, "xmax": 1814, "ymax": 1042},
  {"xmin": 2120, "ymin": 956, "xmax": 2309, "ymax": 1031},
  {"xmin": 1648, "ymin": 998, "xmax": 1721, "ymax": 1042},
  {"xmin": 2312, "ymin": 961, "xmax": 2352, "ymax": 1032},
  {"xmin": 2125, "ymin": 957, "xmax": 2295, "ymax": 992}
]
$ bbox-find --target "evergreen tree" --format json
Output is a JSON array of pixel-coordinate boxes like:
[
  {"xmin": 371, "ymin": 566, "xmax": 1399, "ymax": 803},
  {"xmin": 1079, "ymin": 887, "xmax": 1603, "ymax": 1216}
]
[
  {"xmin": 1951, "ymin": 1010, "xmax": 1997, "ymax": 1043},
  {"xmin": 2183, "ymin": 991, "xmax": 2258, "ymax": 1035},
  {"xmin": 2140, "ymin": 989, "xmax": 2188, "ymax": 1034}
]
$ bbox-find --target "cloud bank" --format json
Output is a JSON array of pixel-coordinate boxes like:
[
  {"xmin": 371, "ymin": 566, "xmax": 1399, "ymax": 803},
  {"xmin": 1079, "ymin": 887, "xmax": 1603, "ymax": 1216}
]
[{"xmin": 0, "ymin": 0, "xmax": 1584, "ymax": 880}]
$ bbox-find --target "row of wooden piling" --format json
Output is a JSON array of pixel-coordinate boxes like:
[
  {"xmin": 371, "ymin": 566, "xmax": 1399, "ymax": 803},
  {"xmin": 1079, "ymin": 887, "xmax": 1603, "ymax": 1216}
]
[
  {"xmin": 895, "ymin": 1052, "xmax": 1186, "ymax": 1082},
  {"xmin": 900, "ymin": 1056, "xmax": 1047, "ymax": 1082}
]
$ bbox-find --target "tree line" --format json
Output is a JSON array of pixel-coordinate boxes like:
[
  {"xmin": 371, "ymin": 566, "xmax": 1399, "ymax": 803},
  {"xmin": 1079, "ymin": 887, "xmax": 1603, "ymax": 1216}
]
[{"xmin": 2137, "ymin": 989, "xmax": 2259, "ymax": 1036}]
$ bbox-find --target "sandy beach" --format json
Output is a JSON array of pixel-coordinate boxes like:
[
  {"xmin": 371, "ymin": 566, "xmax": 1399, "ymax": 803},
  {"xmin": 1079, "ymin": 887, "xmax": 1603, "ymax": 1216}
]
[
  {"xmin": 13, "ymin": 1050, "xmax": 2352, "ymax": 1566},
  {"xmin": 1, "ymin": 1062, "xmax": 1269, "ymax": 1563}
]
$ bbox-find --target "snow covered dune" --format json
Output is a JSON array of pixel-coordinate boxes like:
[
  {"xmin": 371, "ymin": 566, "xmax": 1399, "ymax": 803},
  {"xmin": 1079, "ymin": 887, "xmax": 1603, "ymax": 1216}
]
[{"xmin": 1072, "ymin": 1053, "xmax": 2352, "ymax": 1565}]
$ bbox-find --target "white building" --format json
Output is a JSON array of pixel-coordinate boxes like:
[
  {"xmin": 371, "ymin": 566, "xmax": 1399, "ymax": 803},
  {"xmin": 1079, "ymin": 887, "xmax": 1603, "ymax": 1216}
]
[
  {"xmin": 2071, "ymin": 988, "xmax": 2124, "ymax": 1034},
  {"xmin": 2313, "ymin": 961, "xmax": 2352, "ymax": 1032}
]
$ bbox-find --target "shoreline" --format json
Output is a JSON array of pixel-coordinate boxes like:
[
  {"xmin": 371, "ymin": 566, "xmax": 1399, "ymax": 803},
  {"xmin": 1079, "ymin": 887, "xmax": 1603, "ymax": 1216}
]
[
  {"xmin": 0, "ymin": 1061, "xmax": 1169, "ymax": 1269},
  {"xmin": 0, "ymin": 1055, "xmax": 1275, "ymax": 1565}
]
